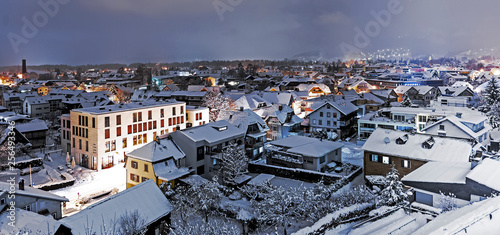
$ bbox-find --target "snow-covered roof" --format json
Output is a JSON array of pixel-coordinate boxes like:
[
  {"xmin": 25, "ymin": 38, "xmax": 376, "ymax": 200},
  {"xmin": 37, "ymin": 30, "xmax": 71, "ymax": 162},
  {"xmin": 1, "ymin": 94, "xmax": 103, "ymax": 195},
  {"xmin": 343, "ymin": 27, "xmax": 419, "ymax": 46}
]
[
  {"xmin": 72, "ymin": 100, "xmax": 181, "ymax": 115},
  {"xmin": 287, "ymin": 141, "xmax": 344, "ymax": 158},
  {"xmin": 362, "ymin": 129, "xmax": 471, "ymax": 162},
  {"xmin": 15, "ymin": 120, "xmax": 48, "ymax": 133},
  {"xmin": 61, "ymin": 180, "xmax": 173, "ymax": 234},
  {"xmin": 0, "ymin": 208, "xmax": 66, "ymax": 234},
  {"xmin": 402, "ymin": 162, "xmax": 470, "ymax": 184},
  {"xmin": 295, "ymin": 84, "xmax": 331, "ymax": 93},
  {"xmin": 256, "ymin": 91, "xmax": 295, "ymax": 105},
  {"xmin": 176, "ymin": 120, "xmax": 245, "ymax": 144},
  {"xmin": 127, "ymin": 137, "xmax": 185, "ymax": 163},
  {"xmin": 269, "ymin": 135, "xmax": 344, "ymax": 158},
  {"xmin": 421, "ymin": 115, "xmax": 490, "ymax": 140},
  {"xmin": 234, "ymin": 94, "xmax": 270, "ymax": 110},
  {"xmin": 179, "ymin": 174, "xmax": 209, "ymax": 186},
  {"xmin": 0, "ymin": 181, "xmax": 68, "ymax": 202},
  {"xmin": 217, "ymin": 109, "xmax": 270, "ymax": 134},
  {"xmin": 153, "ymin": 158, "xmax": 191, "ymax": 181},
  {"xmin": 308, "ymin": 98, "xmax": 359, "ymax": 116},
  {"xmin": 467, "ymin": 158, "xmax": 500, "ymax": 191},
  {"xmin": 415, "ymin": 196, "xmax": 500, "ymax": 235},
  {"xmin": 269, "ymin": 135, "xmax": 318, "ymax": 148},
  {"xmin": 255, "ymin": 104, "xmax": 303, "ymax": 125},
  {"xmin": 370, "ymin": 89, "xmax": 397, "ymax": 98}
]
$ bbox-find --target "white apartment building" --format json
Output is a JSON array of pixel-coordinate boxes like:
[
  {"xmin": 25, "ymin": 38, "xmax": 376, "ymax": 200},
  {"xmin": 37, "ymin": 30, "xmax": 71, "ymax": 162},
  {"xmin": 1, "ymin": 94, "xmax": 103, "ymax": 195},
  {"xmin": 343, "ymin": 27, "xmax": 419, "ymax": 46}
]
[
  {"xmin": 186, "ymin": 105, "xmax": 209, "ymax": 128},
  {"xmin": 68, "ymin": 100, "xmax": 186, "ymax": 171}
]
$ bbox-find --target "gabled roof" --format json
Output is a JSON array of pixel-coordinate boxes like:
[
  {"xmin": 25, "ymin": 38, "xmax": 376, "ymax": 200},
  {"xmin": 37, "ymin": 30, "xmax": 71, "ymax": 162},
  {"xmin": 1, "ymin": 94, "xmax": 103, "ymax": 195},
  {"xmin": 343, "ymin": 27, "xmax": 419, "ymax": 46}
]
[
  {"xmin": 308, "ymin": 98, "xmax": 359, "ymax": 116},
  {"xmin": 217, "ymin": 109, "xmax": 270, "ymax": 134},
  {"xmin": 402, "ymin": 161, "xmax": 470, "ymax": 184},
  {"xmin": 394, "ymin": 85, "xmax": 416, "ymax": 94},
  {"xmin": 362, "ymin": 129, "xmax": 471, "ymax": 162},
  {"xmin": 61, "ymin": 180, "xmax": 173, "ymax": 234},
  {"xmin": 295, "ymin": 84, "xmax": 331, "ymax": 93},
  {"xmin": 421, "ymin": 115, "xmax": 490, "ymax": 139},
  {"xmin": 0, "ymin": 208, "xmax": 67, "ymax": 235},
  {"xmin": 234, "ymin": 95, "xmax": 270, "ymax": 110},
  {"xmin": 255, "ymin": 104, "xmax": 303, "ymax": 125},
  {"xmin": 467, "ymin": 158, "xmax": 500, "ymax": 191},
  {"xmin": 153, "ymin": 158, "xmax": 191, "ymax": 182},
  {"xmin": 0, "ymin": 182, "xmax": 68, "ymax": 202},
  {"xmin": 127, "ymin": 137, "xmax": 185, "ymax": 163},
  {"xmin": 15, "ymin": 120, "xmax": 48, "ymax": 133}
]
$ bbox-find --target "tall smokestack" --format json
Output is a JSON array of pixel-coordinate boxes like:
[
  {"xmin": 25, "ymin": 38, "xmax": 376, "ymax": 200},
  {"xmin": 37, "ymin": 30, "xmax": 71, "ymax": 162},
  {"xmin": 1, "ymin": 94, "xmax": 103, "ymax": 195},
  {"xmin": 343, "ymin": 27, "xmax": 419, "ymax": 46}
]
[{"xmin": 22, "ymin": 59, "xmax": 27, "ymax": 74}]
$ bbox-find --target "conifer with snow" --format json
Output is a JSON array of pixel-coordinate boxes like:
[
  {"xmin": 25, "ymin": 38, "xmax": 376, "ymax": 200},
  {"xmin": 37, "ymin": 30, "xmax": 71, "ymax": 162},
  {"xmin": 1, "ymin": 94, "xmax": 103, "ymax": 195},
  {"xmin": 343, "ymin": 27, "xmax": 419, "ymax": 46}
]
[
  {"xmin": 219, "ymin": 143, "xmax": 249, "ymax": 186},
  {"xmin": 484, "ymin": 77, "xmax": 500, "ymax": 106},
  {"xmin": 401, "ymin": 95, "xmax": 412, "ymax": 107},
  {"xmin": 377, "ymin": 165, "xmax": 408, "ymax": 206}
]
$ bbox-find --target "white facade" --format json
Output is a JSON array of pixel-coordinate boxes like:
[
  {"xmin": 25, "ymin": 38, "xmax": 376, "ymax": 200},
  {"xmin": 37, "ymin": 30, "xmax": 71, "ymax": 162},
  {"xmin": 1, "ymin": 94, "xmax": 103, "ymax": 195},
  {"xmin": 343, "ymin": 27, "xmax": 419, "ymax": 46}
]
[
  {"xmin": 69, "ymin": 101, "xmax": 186, "ymax": 171},
  {"xmin": 186, "ymin": 105, "xmax": 209, "ymax": 128}
]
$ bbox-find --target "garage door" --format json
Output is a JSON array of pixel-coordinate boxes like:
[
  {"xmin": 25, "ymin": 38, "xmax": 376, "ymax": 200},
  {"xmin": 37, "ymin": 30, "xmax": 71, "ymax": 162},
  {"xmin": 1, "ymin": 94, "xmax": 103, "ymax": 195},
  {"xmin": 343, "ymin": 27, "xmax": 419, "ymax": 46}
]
[{"xmin": 415, "ymin": 191, "xmax": 433, "ymax": 206}]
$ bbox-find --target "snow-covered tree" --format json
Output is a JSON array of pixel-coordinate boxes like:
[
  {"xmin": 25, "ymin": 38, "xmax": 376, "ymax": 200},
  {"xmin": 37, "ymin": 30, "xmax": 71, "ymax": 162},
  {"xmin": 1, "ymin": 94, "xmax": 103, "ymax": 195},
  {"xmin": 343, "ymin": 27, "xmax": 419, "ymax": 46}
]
[
  {"xmin": 401, "ymin": 95, "xmax": 412, "ymax": 107},
  {"xmin": 484, "ymin": 77, "xmax": 500, "ymax": 106},
  {"xmin": 201, "ymin": 90, "xmax": 236, "ymax": 122},
  {"xmin": 253, "ymin": 185, "xmax": 297, "ymax": 235},
  {"xmin": 438, "ymin": 192, "xmax": 458, "ymax": 212},
  {"xmin": 190, "ymin": 176, "xmax": 224, "ymax": 222},
  {"xmin": 117, "ymin": 210, "xmax": 147, "ymax": 235},
  {"xmin": 488, "ymin": 102, "xmax": 500, "ymax": 129},
  {"xmin": 377, "ymin": 166, "xmax": 408, "ymax": 206},
  {"xmin": 219, "ymin": 143, "xmax": 248, "ymax": 186}
]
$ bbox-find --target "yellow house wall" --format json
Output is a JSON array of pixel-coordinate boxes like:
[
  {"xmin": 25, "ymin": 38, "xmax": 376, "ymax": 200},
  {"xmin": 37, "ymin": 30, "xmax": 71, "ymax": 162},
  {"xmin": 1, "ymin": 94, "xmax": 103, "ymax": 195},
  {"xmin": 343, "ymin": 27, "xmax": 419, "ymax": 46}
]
[{"xmin": 126, "ymin": 157, "xmax": 157, "ymax": 188}]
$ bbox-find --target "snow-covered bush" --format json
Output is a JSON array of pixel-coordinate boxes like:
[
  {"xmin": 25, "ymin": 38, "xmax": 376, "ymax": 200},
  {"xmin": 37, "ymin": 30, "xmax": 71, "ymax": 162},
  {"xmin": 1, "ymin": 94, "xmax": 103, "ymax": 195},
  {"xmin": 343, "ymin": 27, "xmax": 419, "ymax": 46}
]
[{"xmin": 438, "ymin": 192, "xmax": 458, "ymax": 212}]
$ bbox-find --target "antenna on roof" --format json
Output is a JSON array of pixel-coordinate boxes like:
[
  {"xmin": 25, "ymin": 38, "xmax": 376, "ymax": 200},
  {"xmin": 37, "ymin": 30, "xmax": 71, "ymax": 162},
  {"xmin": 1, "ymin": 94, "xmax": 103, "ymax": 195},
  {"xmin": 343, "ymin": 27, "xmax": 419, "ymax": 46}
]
[{"xmin": 384, "ymin": 137, "xmax": 390, "ymax": 144}]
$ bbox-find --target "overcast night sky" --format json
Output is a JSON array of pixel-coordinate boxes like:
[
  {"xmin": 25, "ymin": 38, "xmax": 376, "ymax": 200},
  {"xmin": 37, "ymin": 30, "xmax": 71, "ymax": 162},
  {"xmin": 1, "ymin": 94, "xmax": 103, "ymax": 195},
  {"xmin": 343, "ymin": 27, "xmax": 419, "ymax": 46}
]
[{"xmin": 1, "ymin": 0, "xmax": 500, "ymax": 66}]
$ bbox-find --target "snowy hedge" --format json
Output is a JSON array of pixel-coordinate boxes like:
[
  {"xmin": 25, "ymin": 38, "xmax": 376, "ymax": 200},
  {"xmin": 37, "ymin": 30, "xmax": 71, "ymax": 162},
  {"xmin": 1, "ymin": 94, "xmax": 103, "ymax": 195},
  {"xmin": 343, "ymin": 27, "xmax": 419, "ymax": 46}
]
[
  {"xmin": 293, "ymin": 202, "xmax": 375, "ymax": 235},
  {"xmin": 0, "ymin": 158, "xmax": 43, "ymax": 170},
  {"xmin": 34, "ymin": 178, "xmax": 75, "ymax": 191}
]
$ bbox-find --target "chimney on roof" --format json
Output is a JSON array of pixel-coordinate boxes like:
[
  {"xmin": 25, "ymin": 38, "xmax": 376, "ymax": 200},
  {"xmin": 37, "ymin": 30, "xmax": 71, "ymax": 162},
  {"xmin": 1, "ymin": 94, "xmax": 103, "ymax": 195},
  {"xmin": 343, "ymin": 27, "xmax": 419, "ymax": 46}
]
[
  {"xmin": 278, "ymin": 104, "xmax": 283, "ymax": 111},
  {"xmin": 456, "ymin": 112, "xmax": 462, "ymax": 118},
  {"xmin": 22, "ymin": 59, "xmax": 27, "ymax": 74},
  {"xmin": 240, "ymin": 106, "xmax": 244, "ymax": 111},
  {"xmin": 19, "ymin": 178, "xmax": 25, "ymax": 190},
  {"xmin": 155, "ymin": 136, "xmax": 160, "ymax": 144}
]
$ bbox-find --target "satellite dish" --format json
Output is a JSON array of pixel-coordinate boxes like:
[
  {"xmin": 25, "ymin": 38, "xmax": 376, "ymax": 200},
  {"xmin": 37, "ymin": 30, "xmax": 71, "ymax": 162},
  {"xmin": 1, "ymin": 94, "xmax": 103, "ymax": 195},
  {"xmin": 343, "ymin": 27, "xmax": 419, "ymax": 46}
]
[{"xmin": 384, "ymin": 137, "xmax": 390, "ymax": 144}]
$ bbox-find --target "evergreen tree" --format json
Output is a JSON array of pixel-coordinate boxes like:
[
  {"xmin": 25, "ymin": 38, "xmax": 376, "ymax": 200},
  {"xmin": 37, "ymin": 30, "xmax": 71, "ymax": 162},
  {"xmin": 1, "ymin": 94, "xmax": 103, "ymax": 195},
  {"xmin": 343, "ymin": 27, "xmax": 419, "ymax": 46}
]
[
  {"xmin": 219, "ymin": 143, "xmax": 248, "ymax": 186},
  {"xmin": 484, "ymin": 77, "xmax": 500, "ymax": 106},
  {"xmin": 377, "ymin": 165, "xmax": 408, "ymax": 206},
  {"xmin": 401, "ymin": 95, "xmax": 412, "ymax": 107}
]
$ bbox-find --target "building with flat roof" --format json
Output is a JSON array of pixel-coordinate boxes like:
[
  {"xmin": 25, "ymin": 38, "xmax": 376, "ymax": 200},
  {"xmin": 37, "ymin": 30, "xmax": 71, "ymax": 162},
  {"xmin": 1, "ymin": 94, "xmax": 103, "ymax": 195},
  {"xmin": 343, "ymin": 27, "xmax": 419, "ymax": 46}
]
[
  {"xmin": 266, "ymin": 135, "xmax": 344, "ymax": 172},
  {"xmin": 67, "ymin": 100, "xmax": 186, "ymax": 171}
]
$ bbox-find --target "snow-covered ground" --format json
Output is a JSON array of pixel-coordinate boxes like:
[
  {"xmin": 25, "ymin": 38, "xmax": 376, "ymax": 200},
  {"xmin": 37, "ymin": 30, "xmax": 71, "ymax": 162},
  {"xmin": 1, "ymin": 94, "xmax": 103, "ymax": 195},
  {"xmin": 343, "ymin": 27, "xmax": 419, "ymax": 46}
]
[{"xmin": 50, "ymin": 162, "xmax": 126, "ymax": 216}]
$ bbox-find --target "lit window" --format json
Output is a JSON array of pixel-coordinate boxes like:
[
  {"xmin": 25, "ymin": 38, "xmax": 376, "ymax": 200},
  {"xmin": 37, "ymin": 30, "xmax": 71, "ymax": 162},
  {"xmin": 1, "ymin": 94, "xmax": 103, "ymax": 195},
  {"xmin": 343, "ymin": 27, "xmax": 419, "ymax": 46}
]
[{"xmin": 382, "ymin": 156, "xmax": 390, "ymax": 164}]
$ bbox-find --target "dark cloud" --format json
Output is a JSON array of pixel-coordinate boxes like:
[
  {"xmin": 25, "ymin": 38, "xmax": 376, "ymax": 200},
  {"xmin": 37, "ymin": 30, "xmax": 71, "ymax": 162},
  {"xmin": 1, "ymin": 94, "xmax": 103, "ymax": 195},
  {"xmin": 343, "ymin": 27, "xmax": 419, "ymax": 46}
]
[{"xmin": 1, "ymin": 0, "xmax": 500, "ymax": 66}]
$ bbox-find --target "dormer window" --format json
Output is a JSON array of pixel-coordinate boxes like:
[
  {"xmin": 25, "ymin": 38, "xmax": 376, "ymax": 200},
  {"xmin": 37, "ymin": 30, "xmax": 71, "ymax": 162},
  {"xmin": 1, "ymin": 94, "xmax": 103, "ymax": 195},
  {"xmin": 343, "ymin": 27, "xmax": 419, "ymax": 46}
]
[
  {"xmin": 422, "ymin": 137, "xmax": 435, "ymax": 149},
  {"xmin": 396, "ymin": 134, "xmax": 409, "ymax": 145}
]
